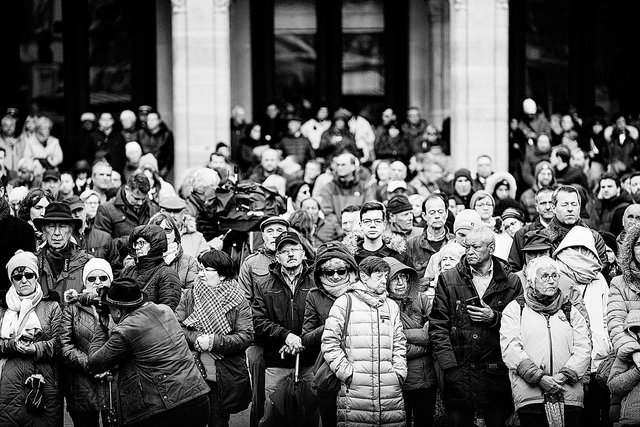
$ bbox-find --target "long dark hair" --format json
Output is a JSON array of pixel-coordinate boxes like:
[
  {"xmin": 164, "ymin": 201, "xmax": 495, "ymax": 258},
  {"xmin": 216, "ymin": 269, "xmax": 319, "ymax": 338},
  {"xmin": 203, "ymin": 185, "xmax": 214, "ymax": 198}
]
[{"xmin": 18, "ymin": 188, "xmax": 54, "ymax": 222}]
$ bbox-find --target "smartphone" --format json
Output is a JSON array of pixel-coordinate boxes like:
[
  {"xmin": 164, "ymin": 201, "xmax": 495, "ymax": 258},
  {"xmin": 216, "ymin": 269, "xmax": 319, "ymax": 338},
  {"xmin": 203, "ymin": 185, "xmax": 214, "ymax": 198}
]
[{"xmin": 465, "ymin": 296, "xmax": 483, "ymax": 308}]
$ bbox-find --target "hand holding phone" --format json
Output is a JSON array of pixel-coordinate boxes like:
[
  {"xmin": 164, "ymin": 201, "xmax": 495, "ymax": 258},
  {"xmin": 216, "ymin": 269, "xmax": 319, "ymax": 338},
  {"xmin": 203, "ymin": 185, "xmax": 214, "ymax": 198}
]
[{"xmin": 465, "ymin": 296, "xmax": 483, "ymax": 308}]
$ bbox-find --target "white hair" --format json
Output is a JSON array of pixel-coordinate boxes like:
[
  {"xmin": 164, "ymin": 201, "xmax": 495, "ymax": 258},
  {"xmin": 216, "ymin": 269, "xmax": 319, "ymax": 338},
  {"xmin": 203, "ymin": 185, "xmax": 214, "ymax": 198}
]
[
  {"xmin": 191, "ymin": 168, "xmax": 220, "ymax": 194},
  {"xmin": 120, "ymin": 109, "xmax": 136, "ymax": 121},
  {"xmin": 525, "ymin": 256, "xmax": 558, "ymax": 287}
]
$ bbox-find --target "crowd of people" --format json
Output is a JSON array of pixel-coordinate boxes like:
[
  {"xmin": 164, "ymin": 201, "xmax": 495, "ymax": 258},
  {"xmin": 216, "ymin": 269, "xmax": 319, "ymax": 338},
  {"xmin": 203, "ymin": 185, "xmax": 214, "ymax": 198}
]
[{"xmin": 0, "ymin": 97, "xmax": 639, "ymax": 427}]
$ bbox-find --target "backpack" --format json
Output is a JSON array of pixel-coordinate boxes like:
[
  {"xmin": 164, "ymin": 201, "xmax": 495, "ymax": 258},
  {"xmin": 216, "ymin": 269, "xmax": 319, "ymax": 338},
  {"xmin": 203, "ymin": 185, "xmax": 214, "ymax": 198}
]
[{"xmin": 214, "ymin": 181, "xmax": 287, "ymax": 232}]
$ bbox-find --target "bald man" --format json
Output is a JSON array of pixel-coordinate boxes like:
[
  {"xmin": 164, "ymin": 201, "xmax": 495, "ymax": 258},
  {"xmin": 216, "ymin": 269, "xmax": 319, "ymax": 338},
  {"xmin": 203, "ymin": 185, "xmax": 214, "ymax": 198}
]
[
  {"xmin": 249, "ymin": 148, "xmax": 283, "ymax": 184},
  {"xmin": 618, "ymin": 204, "xmax": 640, "ymax": 247}
]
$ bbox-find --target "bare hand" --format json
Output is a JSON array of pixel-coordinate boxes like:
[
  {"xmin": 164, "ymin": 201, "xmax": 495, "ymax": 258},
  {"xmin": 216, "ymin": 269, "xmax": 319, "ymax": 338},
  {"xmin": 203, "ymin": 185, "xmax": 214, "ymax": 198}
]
[
  {"xmin": 64, "ymin": 289, "xmax": 79, "ymax": 304},
  {"xmin": 15, "ymin": 340, "xmax": 36, "ymax": 355},
  {"xmin": 208, "ymin": 237, "xmax": 224, "ymax": 251},
  {"xmin": 632, "ymin": 352, "xmax": 640, "ymax": 369},
  {"xmin": 283, "ymin": 333, "xmax": 303, "ymax": 354},
  {"xmin": 539, "ymin": 375, "xmax": 565, "ymax": 394},
  {"xmin": 466, "ymin": 303, "xmax": 494, "ymax": 323},
  {"xmin": 551, "ymin": 373, "xmax": 567, "ymax": 385},
  {"xmin": 196, "ymin": 334, "xmax": 211, "ymax": 352}
]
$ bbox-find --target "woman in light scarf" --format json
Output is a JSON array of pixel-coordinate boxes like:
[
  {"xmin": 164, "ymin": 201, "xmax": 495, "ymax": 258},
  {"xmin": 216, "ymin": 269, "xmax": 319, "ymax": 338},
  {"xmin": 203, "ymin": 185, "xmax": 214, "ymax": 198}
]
[
  {"xmin": 176, "ymin": 249, "xmax": 253, "ymax": 427},
  {"xmin": 500, "ymin": 256, "xmax": 591, "ymax": 427},
  {"xmin": 0, "ymin": 251, "xmax": 62, "ymax": 426}
]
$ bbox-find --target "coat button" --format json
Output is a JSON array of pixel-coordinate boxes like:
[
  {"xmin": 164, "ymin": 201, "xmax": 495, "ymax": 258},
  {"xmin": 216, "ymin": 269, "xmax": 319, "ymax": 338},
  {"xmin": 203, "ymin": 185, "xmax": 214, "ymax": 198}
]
[
  {"xmin": 472, "ymin": 333, "xmax": 478, "ymax": 339},
  {"xmin": 470, "ymin": 363, "xmax": 475, "ymax": 368},
  {"xmin": 163, "ymin": 395, "xmax": 167, "ymax": 399}
]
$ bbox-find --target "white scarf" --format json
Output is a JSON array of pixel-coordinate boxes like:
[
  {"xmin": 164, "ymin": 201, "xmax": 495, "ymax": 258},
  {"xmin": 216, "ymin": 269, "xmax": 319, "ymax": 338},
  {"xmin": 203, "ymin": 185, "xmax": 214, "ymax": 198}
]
[{"xmin": 1, "ymin": 284, "xmax": 43, "ymax": 340}]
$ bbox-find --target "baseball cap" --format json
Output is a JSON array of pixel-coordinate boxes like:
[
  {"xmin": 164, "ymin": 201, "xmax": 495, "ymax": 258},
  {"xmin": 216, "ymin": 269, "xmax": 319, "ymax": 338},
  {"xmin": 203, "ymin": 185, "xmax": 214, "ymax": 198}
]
[{"xmin": 275, "ymin": 232, "xmax": 302, "ymax": 251}]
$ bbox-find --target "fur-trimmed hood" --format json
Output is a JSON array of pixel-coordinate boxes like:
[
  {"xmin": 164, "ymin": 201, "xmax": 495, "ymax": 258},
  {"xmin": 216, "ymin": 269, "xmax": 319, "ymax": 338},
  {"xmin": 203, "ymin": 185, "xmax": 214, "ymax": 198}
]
[
  {"xmin": 620, "ymin": 223, "xmax": 640, "ymax": 288},
  {"xmin": 342, "ymin": 229, "xmax": 406, "ymax": 255}
]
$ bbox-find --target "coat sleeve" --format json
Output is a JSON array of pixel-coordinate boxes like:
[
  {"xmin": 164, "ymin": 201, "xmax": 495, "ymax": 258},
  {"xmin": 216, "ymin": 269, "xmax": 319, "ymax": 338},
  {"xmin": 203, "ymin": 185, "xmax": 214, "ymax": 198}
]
[
  {"xmin": 156, "ymin": 269, "xmax": 182, "ymax": 311},
  {"xmin": 252, "ymin": 282, "xmax": 290, "ymax": 344},
  {"xmin": 608, "ymin": 279, "xmax": 640, "ymax": 360},
  {"xmin": 390, "ymin": 303, "xmax": 408, "ymax": 381},
  {"xmin": 33, "ymin": 302, "xmax": 61, "ymax": 362},
  {"xmin": 560, "ymin": 306, "xmax": 592, "ymax": 381},
  {"xmin": 59, "ymin": 305, "xmax": 89, "ymax": 373},
  {"xmin": 87, "ymin": 325, "xmax": 130, "ymax": 375},
  {"xmin": 608, "ymin": 356, "xmax": 640, "ymax": 395},
  {"xmin": 508, "ymin": 230, "xmax": 524, "ymax": 271},
  {"xmin": 321, "ymin": 295, "xmax": 353, "ymax": 382},
  {"xmin": 48, "ymin": 139, "xmax": 64, "ymax": 167},
  {"xmin": 238, "ymin": 262, "xmax": 254, "ymax": 302},
  {"xmin": 429, "ymin": 275, "xmax": 458, "ymax": 371},
  {"xmin": 318, "ymin": 184, "xmax": 336, "ymax": 218},
  {"xmin": 499, "ymin": 301, "xmax": 530, "ymax": 370},
  {"xmin": 210, "ymin": 299, "xmax": 254, "ymax": 356},
  {"xmin": 301, "ymin": 292, "xmax": 324, "ymax": 349},
  {"xmin": 93, "ymin": 205, "xmax": 113, "ymax": 236},
  {"xmin": 175, "ymin": 291, "xmax": 200, "ymax": 348},
  {"xmin": 106, "ymin": 237, "xmax": 123, "ymax": 278},
  {"xmin": 182, "ymin": 257, "xmax": 200, "ymax": 290}
]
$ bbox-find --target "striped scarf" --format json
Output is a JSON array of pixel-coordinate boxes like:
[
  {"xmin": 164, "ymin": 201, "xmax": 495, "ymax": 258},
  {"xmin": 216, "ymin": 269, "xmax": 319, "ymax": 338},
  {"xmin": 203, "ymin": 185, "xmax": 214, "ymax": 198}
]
[{"xmin": 183, "ymin": 276, "xmax": 245, "ymax": 359}]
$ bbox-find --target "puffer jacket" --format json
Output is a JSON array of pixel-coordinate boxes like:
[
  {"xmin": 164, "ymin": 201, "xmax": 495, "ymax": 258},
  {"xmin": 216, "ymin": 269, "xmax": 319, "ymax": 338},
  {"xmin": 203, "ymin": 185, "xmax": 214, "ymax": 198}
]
[
  {"xmin": 429, "ymin": 255, "xmax": 522, "ymax": 409},
  {"xmin": 120, "ymin": 225, "xmax": 182, "ymax": 310},
  {"xmin": 167, "ymin": 246, "xmax": 199, "ymax": 290},
  {"xmin": 385, "ymin": 257, "xmax": 435, "ymax": 391},
  {"xmin": 87, "ymin": 302, "xmax": 210, "ymax": 426},
  {"xmin": 60, "ymin": 303, "xmax": 109, "ymax": 412},
  {"xmin": 608, "ymin": 312, "xmax": 640, "ymax": 425},
  {"xmin": 37, "ymin": 242, "xmax": 93, "ymax": 304},
  {"xmin": 554, "ymin": 226, "xmax": 611, "ymax": 371},
  {"xmin": 500, "ymin": 299, "xmax": 591, "ymax": 410},
  {"xmin": 608, "ymin": 224, "xmax": 640, "ymax": 360},
  {"xmin": 252, "ymin": 261, "xmax": 316, "ymax": 369},
  {"xmin": 0, "ymin": 300, "xmax": 62, "ymax": 426},
  {"xmin": 321, "ymin": 282, "xmax": 407, "ymax": 426},
  {"xmin": 176, "ymin": 286, "xmax": 253, "ymax": 412}
]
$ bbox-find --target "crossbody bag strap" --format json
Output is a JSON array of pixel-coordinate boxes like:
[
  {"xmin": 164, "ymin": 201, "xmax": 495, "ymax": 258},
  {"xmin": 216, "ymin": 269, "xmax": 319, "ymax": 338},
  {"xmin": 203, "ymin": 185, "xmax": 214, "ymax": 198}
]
[{"xmin": 340, "ymin": 294, "xmax": 352, "ymax": 350}]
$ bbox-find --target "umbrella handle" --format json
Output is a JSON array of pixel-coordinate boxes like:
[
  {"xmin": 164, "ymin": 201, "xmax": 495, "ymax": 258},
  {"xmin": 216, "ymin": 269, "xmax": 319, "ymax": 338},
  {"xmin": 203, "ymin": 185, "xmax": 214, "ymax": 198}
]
[{"xmin": 294, "ymin": 353, "xmax": 300, "ymax": 382}]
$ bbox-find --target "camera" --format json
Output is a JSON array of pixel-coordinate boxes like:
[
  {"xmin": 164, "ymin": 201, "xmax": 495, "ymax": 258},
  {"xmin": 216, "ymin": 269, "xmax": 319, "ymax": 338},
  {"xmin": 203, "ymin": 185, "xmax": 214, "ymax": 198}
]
[{"xmin": 78, "ymin": 288, "xmax": 108, "ymax": 309}]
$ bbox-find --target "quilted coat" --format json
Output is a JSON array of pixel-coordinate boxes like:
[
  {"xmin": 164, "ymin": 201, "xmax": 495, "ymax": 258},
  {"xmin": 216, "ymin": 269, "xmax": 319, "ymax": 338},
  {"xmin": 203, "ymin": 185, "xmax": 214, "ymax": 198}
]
[
  {"xmin": 0, "ymin": 300, "xmax": 63, "ymax": 426},
  {"xmin": 321, "ymin": 282, "xmax": 407, "ymax": 426},
  {"xmin": 500, "ymin": 300, "xmax": 591, "ymax": 410},
  {"xmin": 608, "ymin": 223, "xmax": 640, "ymax": 360},
  {"xmin": 37, "ymin": 242, "xmax": 93, "ymax": 304},
  {"xmin": 59, "ymin": 303, "xmax": 109, "ymax": 412},
  {"xmin": 120, "ymin": 225, "xmax": 182, "ymax": 310},
  {"xmin": 168, "ymin": 246, "xmax": 199, "ymax": 290}
]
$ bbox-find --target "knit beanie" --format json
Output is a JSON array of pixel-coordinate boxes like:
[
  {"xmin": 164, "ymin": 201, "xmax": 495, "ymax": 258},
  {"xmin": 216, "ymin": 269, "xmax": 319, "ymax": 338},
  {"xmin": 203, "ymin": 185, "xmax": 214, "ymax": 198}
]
[
  {"xmin": 314, "ymin": 242, "xmax": 358, "ymax": 285},
  {"xmin": 453, "ymin": 209, "xmax": 482, "ymax": 233},
  {"xmin": 470, "ymin": 191, "xmax": 495, "ymax": 210},
  {"xmin": 534, "ymin": 161, "xmax": 554, "ymax": 181},
  {"xmin": 501, "ymin": 207, "xmax": 526, "ymax": 224},
  {"xmin": 454, "ymin": 168, "xmax": 473, "ymax": 183},
  {"xmin": 387, "ymin": 195, "xmax": 413, "ymax": 215},
  {"xmin": 139, "ymin": 153, "xmax": 159, "ymax": 173},
  {"xmin": 6, "ymin": 251, "xmax": 39, "ymax": 279},
  {"xmin": 82, "ymin": 258, "xmax": 114, "ymax": 285}
]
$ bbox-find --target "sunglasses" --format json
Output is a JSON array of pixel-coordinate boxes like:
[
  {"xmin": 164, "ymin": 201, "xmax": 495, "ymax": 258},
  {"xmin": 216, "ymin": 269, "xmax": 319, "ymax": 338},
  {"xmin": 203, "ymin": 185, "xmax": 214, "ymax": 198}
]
[
  {"xmin": 87, "ymin": 275, "xmax": 109, "ymax": 283},
  {"xmin": 321, "ymin": 268, "xmax": 348, "ymax": 277},
  {"xmin": 12, "ymin": 272, "xmax": 36, "ymax": 282}
]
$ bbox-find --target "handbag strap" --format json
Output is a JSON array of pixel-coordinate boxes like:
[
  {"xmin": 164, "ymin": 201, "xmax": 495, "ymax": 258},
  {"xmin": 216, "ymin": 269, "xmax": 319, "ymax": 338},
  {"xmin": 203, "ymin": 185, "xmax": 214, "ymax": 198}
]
[{"xmin": 340, "ymin": 294, "xmax": 352, "ymax": 348}]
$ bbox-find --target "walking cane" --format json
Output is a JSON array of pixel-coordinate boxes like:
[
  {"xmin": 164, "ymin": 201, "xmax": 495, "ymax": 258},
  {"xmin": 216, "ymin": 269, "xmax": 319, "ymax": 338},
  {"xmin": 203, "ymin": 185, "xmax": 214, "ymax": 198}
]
[
  {"xmin": 294, "ymin": 353, "xmax": 300, "ymax": 383},
  {"xmin": 106, "ymin": 374, "xmax": 117, "ymax": 427}
]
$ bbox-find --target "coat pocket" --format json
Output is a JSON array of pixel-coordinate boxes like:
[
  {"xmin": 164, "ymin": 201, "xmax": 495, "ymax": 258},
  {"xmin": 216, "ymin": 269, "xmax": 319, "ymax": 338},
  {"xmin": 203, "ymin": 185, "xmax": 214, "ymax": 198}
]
[{"xmin": 119, "ymin": 373, "xmax": 147, "ymax": 416}]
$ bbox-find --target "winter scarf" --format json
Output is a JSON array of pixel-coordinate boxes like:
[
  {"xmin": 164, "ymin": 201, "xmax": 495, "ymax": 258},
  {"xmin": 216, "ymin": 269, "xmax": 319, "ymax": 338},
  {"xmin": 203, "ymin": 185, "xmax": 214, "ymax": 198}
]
[
  {"xmin": 45, "ymin": 244, "xmax": 74, "ymax": 279},
  {"xmin": 524, "ymin": 285, "xmax": 563, "ymax": 316},
  {"xmin": 183, "ymin": 277, "xmax": 245, "ymax": 359},
  {"xmin": 348, "ymin": 281, "xmax": 388, "ymax": 307},
  {"xmin": 319, "ymin": 273, "xmax": 352, "ymax": 299}
]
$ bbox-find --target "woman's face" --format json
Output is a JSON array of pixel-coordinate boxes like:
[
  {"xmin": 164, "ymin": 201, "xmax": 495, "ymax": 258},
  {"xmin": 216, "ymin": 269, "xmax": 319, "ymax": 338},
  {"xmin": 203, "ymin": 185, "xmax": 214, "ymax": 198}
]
[
  {"xmin": 474, "ymin": 196, "xmax": 494, "ymax": 220},
  {"xmin": 294, "ymin": 184, "xmax": 311, "ymax": 205},
  {"xmin": 503, "ymin": 218, "xmax": 523, "ymax": 238},
  {"xmin": 84, "ymin": 269, "xmax": 111, "ymax": 293},
  {"xmin": 204, "ymin": 266, "xmax": 221, "ymax": 287},
  {"xmin": 533, "ymin": 265, "xmax": 559, "ymax": 296},
  {"xmin": 376, "ymin": 162, "xmax": 390, "ymax": 182},
  {"xmin": 133, "ymin": 238, "xmax": 151, "ymax": 257},
  {"xmin": 25, "ymin": 117, "xmax": 36, "ymax": 132},
  {"xmin": 30, "ymin": 196, "xmax": 49, "ymax": 221},
  {"xmin": 11, "ymin": 267, "xmax": 37, "ymax": 296},
  {"xmin": 388, "ymin": 272, "xmax": 409, "ymax": 295},
  {"xmin": 160, "ymin": 219, "xmax": 176, "ymax": 245},
  {"xmin": 495, "ymin": 185, "xmax": 510, "ymax": 200},
  {"xmin": 319, "ymin": 259, "xmax": 349, "ymax": 285},
  {"xmin": 388, "ymin": 126, "xmax": 400, "ymax": 138}
]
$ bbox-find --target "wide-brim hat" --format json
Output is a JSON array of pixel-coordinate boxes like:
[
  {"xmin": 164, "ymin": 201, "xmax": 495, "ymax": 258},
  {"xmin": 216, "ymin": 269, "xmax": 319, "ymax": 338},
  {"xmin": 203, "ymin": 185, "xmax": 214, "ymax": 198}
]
[
  {"xmin": 104, "ymin": 277, "xmax": 147, "ymax": 308},
  {"xmin": 33, "ymin": 202, "xmax": 83, "ymax": 231}
]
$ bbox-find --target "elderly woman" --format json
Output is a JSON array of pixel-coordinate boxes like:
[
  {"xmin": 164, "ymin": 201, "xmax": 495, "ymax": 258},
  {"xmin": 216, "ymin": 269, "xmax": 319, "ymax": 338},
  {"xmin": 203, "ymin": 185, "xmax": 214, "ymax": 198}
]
[
  {"xmin": 500, "ymin": 256, "xmax": 591, "ymax": 427},
  {"xmin": 470, "ymin": 190, "xmax": 498, "ymax": 231},
  {"xmin": 120, "ymin": 224, "xmax": 182, "ymax": 311},
  {"xmin": 18, "ymin": 188, "xmax": 54, "ymax": 246},
  {"xmin": 23, "ymin": 116, "xmax": 63, "ymax": 170},
  {"xmin": 149, "ymin": 212, "xmax": 199, "ymax": 290},
  {"xmin": 322, "ymin": 256, "xmax": 407, "ymax": 427},
  {"xmin": 302, "ymin": 242, "xmax": 358, "ymax": 427},
  {"xmin": 60, "ymin": 258, "xmax": 113, "ymax": 426},
  {"xmin": 384, "ymin": 257, "xmax": 435, "ymax": 427},
  {"xmin": 176, "ymin": 250, "xmax": 253, "ymax": 426},
  {"xmin": 0, "ymin": 251, "xmax": 62, "ymax": 426}
]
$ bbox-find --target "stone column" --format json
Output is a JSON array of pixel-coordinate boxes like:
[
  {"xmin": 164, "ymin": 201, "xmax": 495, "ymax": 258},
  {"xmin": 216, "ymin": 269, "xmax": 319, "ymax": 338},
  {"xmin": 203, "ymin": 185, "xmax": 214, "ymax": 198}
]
[
  {"xmin": 426, "ymin": 0, "xmax": 450, "ymax": 129},
  {"xmin": 449, "ymin": 0, "xmax": 509, "ymax": 171},
  {"xmin": 171, "ymin": 0, "xmax": 231, "ymax": 183}
]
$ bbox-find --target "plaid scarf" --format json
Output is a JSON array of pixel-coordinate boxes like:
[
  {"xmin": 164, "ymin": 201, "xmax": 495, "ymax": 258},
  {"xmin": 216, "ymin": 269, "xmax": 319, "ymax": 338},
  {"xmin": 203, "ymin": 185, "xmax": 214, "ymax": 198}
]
[{"xmin": 183, "ymin": 276, "xmax": 245, "ymax": 359}]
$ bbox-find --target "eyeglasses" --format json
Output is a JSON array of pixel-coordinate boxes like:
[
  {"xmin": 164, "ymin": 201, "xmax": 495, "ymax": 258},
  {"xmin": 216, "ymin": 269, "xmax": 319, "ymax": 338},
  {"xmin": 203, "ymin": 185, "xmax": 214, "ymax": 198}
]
[
  {"xmin": 87, "ymin": 275, "xmax": 109, "ymax": 283},
  {"xmin": 43, "ymin": 224, "xmax": 72, "ymax": 233},
  {"xmin": 277, "ymin": 248, "xmax": 303, "ymax": 255},
  {"xmin": 361, "ymin": 219, "xmax": 384, "ymax": 226},
  {"xmin": 12, "ymin": 272, "xmax": 36, "ymax": 282},
  {"xmin": 133, "ymin": 240, "xmax": 149, "ymax": 249},
  {"xmin": 162, "ymin": 227, "xmax": 174, "ymax": 233},
  {"xmin": 321, "ymin": 268, "xmax": 348, "ymax": 277},
  {"xmin": 539, "ymin": 272, "xmax": 560, "ymax": 282}
]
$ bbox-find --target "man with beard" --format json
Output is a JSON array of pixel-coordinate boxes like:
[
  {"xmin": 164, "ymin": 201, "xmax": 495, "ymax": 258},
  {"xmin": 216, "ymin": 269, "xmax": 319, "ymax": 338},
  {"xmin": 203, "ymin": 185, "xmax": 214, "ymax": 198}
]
[
  {"xmin": 407, "ymin": 194, "xmax": 454, "ymax": 277},
  {"xmin": 430, "ymin": 226, "xmax": 521, "ymax": 427},
  {"xmin": 0, "ymin": 181, "xmax": 35, "ymax": 298},
  {"xmin": 248, "ymin": 149, "xmax": 284, "ymax": 184},
  {"xmin": 238, "ymin": 216, "xmax": 288, "ymax": 427},
  {"xmin": 590, "ymin": 172, "xmax": 631, "ymax": 235},
  {"xmin": 542, "ymin": 185, "xmax": 608, "ymax": 270},
  {"xmin": 252, "ymin": 232, "xmax": 317, "ymax": 425},
  {"xmin": 318, "ymin": 153, "xmax": 367, "ymax": 220},
  {"xmin": 509, "ymin": 187, "xmax": 555, "ymax": 271},
  {"xmin": 34, "ymin": 203, "xmax": 93, "ymax": 304},
  {"xmin": 520, "ymin": 160, "xmax": 556, "ymax": 219},
  {"xmin": 385, "ymin": 195, "xmax": 422, "ymax": 241},
  {"xmin": 94, "ymin": 172, "xmax": 159, "ymax": 260}
]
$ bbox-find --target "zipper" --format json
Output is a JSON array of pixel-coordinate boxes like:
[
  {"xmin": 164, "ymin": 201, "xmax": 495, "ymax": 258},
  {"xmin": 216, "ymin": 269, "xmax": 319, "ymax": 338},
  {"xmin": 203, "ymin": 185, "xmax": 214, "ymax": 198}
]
[
  {"xmin": 376, "ymin": 306, "xmax": 382, "ymax": 425},
  {"xmin": 546, "ymin": 315, "xmax": 553, "ymax": 375}
]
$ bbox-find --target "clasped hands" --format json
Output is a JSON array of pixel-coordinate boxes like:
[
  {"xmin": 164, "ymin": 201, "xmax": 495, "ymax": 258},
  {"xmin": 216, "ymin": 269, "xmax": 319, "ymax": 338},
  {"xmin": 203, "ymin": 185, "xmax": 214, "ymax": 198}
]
[
  {"xmin": 279, "ymin": 333, "xmax": 304, "ymax": 356},
  {"xmin": 539, "ymin": 373, "xmax": 567, "ymax": 394}
]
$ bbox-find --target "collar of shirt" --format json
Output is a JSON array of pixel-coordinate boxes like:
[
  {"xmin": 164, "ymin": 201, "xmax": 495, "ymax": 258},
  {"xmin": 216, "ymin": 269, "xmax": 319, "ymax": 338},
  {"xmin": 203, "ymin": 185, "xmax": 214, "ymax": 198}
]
[
  {"xmin": 470, "ymin": 261, "xmax": 493, "ymax": 279},
  {"xmin": 281, "ymin": 264, "xmax": 303, "ymax": 293}
]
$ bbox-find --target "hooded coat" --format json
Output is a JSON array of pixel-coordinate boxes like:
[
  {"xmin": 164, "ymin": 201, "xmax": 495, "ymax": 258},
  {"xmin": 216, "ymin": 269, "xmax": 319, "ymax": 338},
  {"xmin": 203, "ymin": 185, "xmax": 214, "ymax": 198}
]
[
  {"xmin": 120, "ymin": 225, "xmax": 182, "ymax": 311},
  {"xmin": 554, "ymin": 226, "xmax": 611, "ymax": 372},
  {"xmin": 384, "ymin": 257, "xmax": 435, "ymax": 391},
  {"xmin": 608, "ymin": 311, "xmax": 640, "ymax": 425},
  {"xmin": 321, "ymin": 282, "xmax": 407, "ymax": 426},
  {"xmin": 429, "ymin": 255, "xmax": 522, "ymax": 409},
  {"xmin": 608, "ymin": 224, "xmax": 640, "ymax": 360}
]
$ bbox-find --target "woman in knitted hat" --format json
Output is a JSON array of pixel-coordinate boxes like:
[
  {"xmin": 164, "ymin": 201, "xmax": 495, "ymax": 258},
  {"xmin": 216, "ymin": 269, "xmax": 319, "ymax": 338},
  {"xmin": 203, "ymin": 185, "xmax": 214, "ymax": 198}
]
[
  {"xmin": 0, "ymin": 251, "xmax": 62, "ymax": 426},
  {"xmin": 494, "ymin": 208, "xmax": 526, "ymax": 262},
  {"xmin": 303, "ymin": 242, "xmax": 358, "ymax": 427},
  {"xmin": 60, "ymin": 257, "xmax": 113, "ymax": 426}
]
